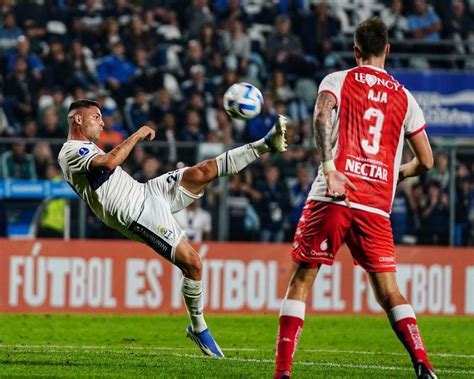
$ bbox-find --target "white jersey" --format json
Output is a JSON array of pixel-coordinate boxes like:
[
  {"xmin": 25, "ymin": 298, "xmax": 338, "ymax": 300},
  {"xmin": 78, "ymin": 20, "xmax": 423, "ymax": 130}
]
[{"xmin": 58, "ymin": 140, "xmax": 145, "ymax": 234}]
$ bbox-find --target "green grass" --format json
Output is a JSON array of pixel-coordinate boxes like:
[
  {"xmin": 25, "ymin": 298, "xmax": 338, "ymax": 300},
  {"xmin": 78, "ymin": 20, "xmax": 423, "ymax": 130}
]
[{"xmin": 0, "ymin": 314, "xmax": 472, "ymax": 378}]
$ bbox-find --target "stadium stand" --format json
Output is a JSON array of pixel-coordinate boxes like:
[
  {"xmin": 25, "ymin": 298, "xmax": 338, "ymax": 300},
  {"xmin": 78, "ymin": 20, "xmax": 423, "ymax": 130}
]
[{"xmin": 0, "ymin": 0, "xmax": 473, "ymax": 245}]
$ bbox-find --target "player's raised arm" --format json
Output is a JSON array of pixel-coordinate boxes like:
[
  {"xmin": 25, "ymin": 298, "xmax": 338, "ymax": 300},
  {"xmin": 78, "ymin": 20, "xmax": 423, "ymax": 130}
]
[
  {"xmin": 91, "ymin": 126, "xmax": 155, "ymax": 171},
  {"xmin": 399, "ymin": 130, "xmax": 434, "ymax": 182}
]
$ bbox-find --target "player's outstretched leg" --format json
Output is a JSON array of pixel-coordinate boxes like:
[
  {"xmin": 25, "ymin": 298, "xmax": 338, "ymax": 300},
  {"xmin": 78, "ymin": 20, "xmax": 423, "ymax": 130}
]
[
  {"xmin": 215, "ymin": 114, "xmax": 288, "ymax": 177},
  {"xmin": 180, "ymin": 115, "xmax": 288, "ymax": 195},
  {"xmin": 369, "ymin": 272, "xmax": 437, "ymax": 379}
]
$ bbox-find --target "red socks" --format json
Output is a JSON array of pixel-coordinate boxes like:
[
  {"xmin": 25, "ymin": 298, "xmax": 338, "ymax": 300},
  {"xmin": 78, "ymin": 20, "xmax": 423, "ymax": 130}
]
[
  {"xmin": 389, "ymin": 304, "xmax": 433, "ymax": 369},
  {"xmin": 275, "ymin": 299, "xmax": 306, "ymax": 377}
]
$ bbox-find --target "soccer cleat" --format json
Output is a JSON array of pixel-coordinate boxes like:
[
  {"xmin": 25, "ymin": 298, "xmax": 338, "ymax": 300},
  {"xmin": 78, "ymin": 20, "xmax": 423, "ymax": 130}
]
[
  {"xmin": 264, "ymin": 115, "xmax": 288, "ymax": 153},
  {"xmin": 415, "ymin": 361, "xmax": 437, "ymax": 379},
  {"xmin": 274, "ymin": 370, "xmax": 291, "ymax": 379},
  {"xmin": 186, "ymin": 325, "xmax": 224, "ymax": 358}
]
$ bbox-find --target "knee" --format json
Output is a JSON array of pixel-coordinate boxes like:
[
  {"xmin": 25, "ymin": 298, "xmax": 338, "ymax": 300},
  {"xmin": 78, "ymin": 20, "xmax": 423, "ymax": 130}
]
[{"xmin": 374, "ymin": 289, "xmax": 406, "ymax": 311}]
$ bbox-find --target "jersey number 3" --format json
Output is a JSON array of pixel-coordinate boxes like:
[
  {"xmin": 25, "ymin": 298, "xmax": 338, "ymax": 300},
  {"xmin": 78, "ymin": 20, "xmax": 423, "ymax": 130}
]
[{"xmin": 361, "ymin": 107, "xmax": 384, "ymax": 155}]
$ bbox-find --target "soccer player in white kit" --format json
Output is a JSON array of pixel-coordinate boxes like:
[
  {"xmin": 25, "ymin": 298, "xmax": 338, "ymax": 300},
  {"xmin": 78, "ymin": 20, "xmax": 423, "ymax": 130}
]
[
  {"xmin": 274, "ymin": 18, "xmax": 437, "ymax": 379},
  {"xmin": 58, "ymin": 99, "xmax": 288, "ymax": 358}
]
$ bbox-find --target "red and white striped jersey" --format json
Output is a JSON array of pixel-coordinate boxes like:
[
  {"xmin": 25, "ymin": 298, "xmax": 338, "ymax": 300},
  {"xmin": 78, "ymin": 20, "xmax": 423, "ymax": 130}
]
[{"xmin": 308, "ymin": 65, "xmax": 426, "ymax": 217}]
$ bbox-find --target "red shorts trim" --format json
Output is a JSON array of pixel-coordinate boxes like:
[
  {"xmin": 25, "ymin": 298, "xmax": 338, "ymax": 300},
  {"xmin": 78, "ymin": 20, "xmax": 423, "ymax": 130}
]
[{"xmin": 291, "ymin": 201, "xmax": 396, "ymax": 272}]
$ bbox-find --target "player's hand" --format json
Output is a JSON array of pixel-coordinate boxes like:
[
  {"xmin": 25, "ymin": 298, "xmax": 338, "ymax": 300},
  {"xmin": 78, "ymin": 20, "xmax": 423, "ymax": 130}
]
[
  {"xmin": 136, "ymin": 126, "xmax": 155, "ymax": 141},
  {"xmin": 325, "ymin": 170, "xmax": 357, "ymax": 207}
]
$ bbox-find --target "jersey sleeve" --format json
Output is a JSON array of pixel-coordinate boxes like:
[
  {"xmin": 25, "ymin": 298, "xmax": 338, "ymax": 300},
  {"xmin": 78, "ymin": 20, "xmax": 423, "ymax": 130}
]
[
  {"xmin": 318, "ymin": 71, "xmax": 345, "ymax": 106},
  {"xmin": 404, "ymin": 89, "xmax": 426, "ymax": 138},
  {"xmin": 63, "ymin": 143, "xmax": 101, "ymax": 173}
]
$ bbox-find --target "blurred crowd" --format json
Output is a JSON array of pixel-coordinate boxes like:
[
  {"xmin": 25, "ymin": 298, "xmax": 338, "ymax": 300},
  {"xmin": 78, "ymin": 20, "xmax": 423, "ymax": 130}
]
[{"xmin": 0, "ymin": 0, "xmax": 473, "ymax": 245}]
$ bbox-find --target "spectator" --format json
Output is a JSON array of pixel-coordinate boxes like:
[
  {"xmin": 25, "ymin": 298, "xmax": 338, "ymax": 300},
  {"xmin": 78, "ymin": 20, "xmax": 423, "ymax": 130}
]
[
  {"xmin": 72, "ymin": 0, "xmax": 105, "ymax": 54},
  {"xmin": 68, "ymin": 39, "xmax": 99, "ymax": 91},
  {"xmin": 133, "ymin": 156, "xmax": 162, "ymax": 183},
  {"xmin": 173, "ymin": 200, "xmax": 212, "ymax": 242},
  {"xmin": 226, "ymin": 171, "xmax": 261, "ymax": 241},
  {"xmin": 419, "ymin": 181, "xmax": 449, "ymax": 245},
  {"xmin": 132, "ymin": 47, "xmax": 165, "ymax": 93},
  {"xmin": 391, "ymin": 182, "xmax": 411, "ymax": 244},
  {"xmin": 182, "ymin": 40, "xmax": 205, "ymax": 79},
  {"xmin": 381, "ymin": 0, "xmax": 409, "ymax": 40},
  {"xmin": 38, "ymin": 87, "xmax": 69, "ymax": 134},
  {"xmin": 245, "ymin": 94, "xmax": 278, "ymax": 141},
  {"xmin": 43, "ymin": 39, "xmax": 74, "ymax": 90},
  {"xmin": 20, "ymin": 118, "xmax": 38, "ymax": 138},
  {"xmin": 199, "ymin": 22, "xmax": 225, "ymax": 65},
  {"xmin": 288, "ymin": 163, "xmax": 312, "ymax": 238},
  {"xmin": 181, "ymin": 65, "xmax": 214, "ymax": 103},
  {"xmin": 6, "ymin": 35, "xmax": 44, "ymax": 79},
  {"xmin": 124, "ymin": 88, "xmax": 152, "ymax": 133},
  {"xmin": 156, "ymin": 112, "xmax": 178, "ymax": 163},
  {"xmin": 297, "ymin": 2, "xmax": 341, "ymax": 66},
  {"xmin": 181, "ymin": 110, "xmax": 205, "ymax": 142},
  {"xmin": 265, "ymin": 15, "xmax": 309, "ymax": 76},
  {"xmin": 38, "ymin": 106, "xmax": 66, "ymax": 141},
  {"xmin": 3, "ymin": 56, "xmax": 40, "ymax": 128},
  {"xmin": 152, "ymin": 88, "xmax": 179, "ymax": 122},
  {"xmin": 125, "ymin": 145, "xmax": 148, "ymax": 174},
  {"xmin": 426, "ymin": 151, "xmax": 450, "ymax": 191},
  {"xmin": 455, "ymin": 177, "xmax": 471, "ymax": 246},
  {"xmin": 184, "ymin": 0, "xmax": 215, "ymax": 39},
  {"xmin": 0, "ymin": 142, "xmax": 37, "ymax": 179},
  {"xmin": 96, "ymin": 40, "xmax": 138, "ymax": 105},
  {"xmin": 254, "ymin": 165, "xmax": 290, "ymax": 242},
  {"xmin": 36, "ymin": 163, "xmax": 66, "ymax": 238},
  {"xmin": 32, "ymin": 142, "xmax": 54, "ymax": 179},
  {"xmin": 97, "ymin": 109, "xmax": 125, "ymax": 151},
  {"xmin": 408, "ymin": 0, "xmax": 442, "ymax": 41},
  {"xmin": 222, "ymin": 19, "xmax": 250, "ymax": 72},
  {"xmin": 0, "ymin": 12, "xmax": 23, "ymax": 56}
]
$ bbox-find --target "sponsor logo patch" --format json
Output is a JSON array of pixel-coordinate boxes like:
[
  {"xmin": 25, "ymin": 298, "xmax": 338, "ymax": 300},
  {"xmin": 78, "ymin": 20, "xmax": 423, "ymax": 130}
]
[
  {"xmin": 78, "ymin": 147, "xmax": 90, "ymax": 157},
  {"xmin": 157, "ymin": 225, "xmax": 174, "ymax": 240}
]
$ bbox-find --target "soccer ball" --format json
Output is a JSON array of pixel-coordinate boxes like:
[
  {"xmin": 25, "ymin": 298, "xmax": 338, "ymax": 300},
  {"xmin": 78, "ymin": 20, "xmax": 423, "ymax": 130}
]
[{"xmin": 223, "ymin": 82, "xmax": 263, "ymax": 120}]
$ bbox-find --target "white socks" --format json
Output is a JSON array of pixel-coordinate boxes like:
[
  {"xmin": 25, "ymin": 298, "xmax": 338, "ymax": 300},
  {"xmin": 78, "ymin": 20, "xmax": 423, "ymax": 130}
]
[
  {"xmin": 280, "ymin": 299, "xmax": 306, "ymax": 320},
  {"xmin": 215, "ymin": 139, "xmax": 268, "ymax": 177},
  {"xmin": 182, "ymin": 277, "xmax": 207, "ymax": 333}
]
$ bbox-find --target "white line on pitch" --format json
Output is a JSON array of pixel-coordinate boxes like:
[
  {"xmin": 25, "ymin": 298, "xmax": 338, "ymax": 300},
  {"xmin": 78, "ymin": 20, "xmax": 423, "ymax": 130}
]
[
  {"xmin": 0, "ymin": 344, "xmax": 472, "ymax": 359},
  {"xmin": 0, "ymin": 345, "xmax": 472, "ymax": 375},
  {"xmin": 172, "ymin": 353, "xmax": 474, "ymax": 376}
]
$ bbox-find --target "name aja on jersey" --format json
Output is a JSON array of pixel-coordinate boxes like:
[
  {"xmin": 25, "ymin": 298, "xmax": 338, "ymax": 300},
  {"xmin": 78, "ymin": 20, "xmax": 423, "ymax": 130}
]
[{"xmin": 355, "ymin": 72, "xmax": 402, "ymax": 103}]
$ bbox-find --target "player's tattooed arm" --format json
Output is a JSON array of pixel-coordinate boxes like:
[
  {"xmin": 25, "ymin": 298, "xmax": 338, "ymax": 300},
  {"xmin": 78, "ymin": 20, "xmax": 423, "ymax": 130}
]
[
  {"xmin": 313, "ymin": 92, "xmax": 336, "ymax": 162},
  {"xmin": 314, "ymin": 91, "xmax": 356, "ymax": 204},
  {"xmin": 91, "ymin": 126, "xmax": 155, "ymax": 171}
]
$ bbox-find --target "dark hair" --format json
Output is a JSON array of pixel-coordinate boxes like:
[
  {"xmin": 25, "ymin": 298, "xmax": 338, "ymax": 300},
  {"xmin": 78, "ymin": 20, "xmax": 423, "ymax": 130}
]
[
  {"xmin": 354, "ymin": 17, "xmax": 388, "ymax": 59},
  {"xmin": 68, "ymin": 99, "xmax": 100, "ymax": 114}
]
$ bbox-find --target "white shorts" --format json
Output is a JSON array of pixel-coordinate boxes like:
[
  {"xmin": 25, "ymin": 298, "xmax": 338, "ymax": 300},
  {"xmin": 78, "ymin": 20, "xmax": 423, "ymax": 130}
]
[{"xmin": 128, "ymin": 168, "xmax": 203, "ymax": 262}]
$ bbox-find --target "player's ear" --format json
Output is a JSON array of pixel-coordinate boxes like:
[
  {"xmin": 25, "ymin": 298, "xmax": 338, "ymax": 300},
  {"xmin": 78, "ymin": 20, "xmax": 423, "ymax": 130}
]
[
  {"xmin": 73, "ymin": 113, "xmax": 82, "ymax": 125},
  {"xmin": 385, "ymin": 43, "xmax": 391, "ymax": 56},
  {"xmin": 353, "ymin": 45, "xmax": 362, "ymax": 60}
]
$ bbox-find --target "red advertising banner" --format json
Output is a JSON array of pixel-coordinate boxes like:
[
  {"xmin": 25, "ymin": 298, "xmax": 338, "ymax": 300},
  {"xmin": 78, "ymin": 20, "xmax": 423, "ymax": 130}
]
[{"xmin": 0, "ymin": 239, "xmax": 473, "ymax": 315}]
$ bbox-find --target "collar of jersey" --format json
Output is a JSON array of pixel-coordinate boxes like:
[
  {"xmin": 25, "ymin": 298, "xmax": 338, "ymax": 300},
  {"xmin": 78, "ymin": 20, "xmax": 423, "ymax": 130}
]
[{"xmin": 360, "ymin": 64, "xmax": 387, "ymax": 73}]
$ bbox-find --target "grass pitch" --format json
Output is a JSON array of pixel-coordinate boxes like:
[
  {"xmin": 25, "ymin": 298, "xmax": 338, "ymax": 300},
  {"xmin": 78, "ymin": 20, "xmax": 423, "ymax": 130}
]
[{"xmin": 0, "ymin": 314, "xmax": 472, "ymax": 378}]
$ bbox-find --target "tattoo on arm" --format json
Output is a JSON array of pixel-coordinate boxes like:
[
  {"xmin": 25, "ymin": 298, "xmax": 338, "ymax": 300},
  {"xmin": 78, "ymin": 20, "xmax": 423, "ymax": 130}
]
[{"xmin": 314, "ymin": 92, "xmax": 336, "ymax": 161}]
